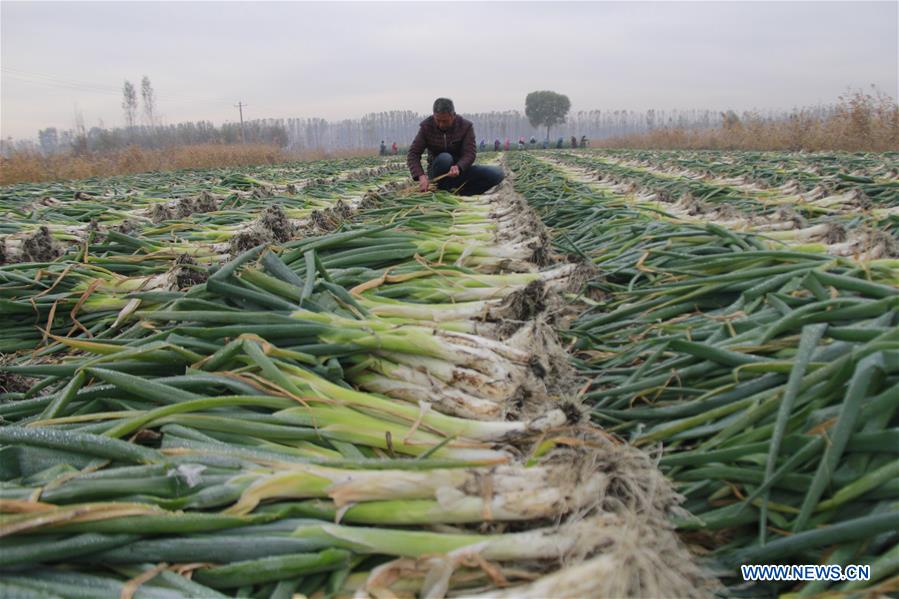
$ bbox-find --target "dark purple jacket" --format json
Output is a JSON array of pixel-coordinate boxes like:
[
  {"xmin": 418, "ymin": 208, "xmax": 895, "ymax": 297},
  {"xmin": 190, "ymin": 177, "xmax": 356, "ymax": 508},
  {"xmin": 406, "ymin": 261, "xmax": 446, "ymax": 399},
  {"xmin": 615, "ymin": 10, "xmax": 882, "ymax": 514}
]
[{"xmin": 406, "ymin": 115, "xmax": 477, "ymax": 180}]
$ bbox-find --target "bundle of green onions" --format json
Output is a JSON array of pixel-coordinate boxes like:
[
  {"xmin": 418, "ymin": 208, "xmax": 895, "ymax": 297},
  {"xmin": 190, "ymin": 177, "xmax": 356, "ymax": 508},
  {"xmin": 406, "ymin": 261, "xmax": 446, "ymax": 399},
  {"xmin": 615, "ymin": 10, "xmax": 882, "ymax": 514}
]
[
  {"xmin": 507, "ymin": 151, "xmax": 899, "ymax": 596},
  {"xmin": 2, "ymin": 157, "xmax": 723, "ymax": 597}
]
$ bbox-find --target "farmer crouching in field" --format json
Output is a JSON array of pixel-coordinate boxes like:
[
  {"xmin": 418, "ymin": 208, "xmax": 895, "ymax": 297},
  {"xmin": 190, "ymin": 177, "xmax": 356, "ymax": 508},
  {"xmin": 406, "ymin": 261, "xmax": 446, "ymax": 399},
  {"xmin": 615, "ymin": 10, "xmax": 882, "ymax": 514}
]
[{"xmin": 407, "ymin": 97, "xmax": 504, "ymax": 196}]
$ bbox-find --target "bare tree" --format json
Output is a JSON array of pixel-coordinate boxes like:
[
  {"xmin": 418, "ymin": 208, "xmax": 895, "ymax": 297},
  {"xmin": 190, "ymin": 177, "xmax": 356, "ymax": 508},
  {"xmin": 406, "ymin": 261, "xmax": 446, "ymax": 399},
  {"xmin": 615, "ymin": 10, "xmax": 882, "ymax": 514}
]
[
  {"xmin": 72, "ymin": 105, "xmax": 88, "ymax": 155},
  {"xmin": 122, "ymin": 80, "xmax": 138, "ymax": 131},
  {"xmin": 141, "ymin": 76, "xmax": 156, "ymax": 127}
]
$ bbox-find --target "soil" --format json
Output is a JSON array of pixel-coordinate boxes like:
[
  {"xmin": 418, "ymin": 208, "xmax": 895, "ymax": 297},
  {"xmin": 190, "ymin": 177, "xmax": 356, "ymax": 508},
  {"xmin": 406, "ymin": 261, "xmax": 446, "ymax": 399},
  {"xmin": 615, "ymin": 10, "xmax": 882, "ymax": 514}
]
[
  {"xmin": 562, "ymin": 260, "xmax": 600, "ymax": 294},
  {"xmin": 0, "ymin": 370, "xmax": 35, "ymax": 395},
  {"xmin": 824, "ymin": 222, "xmax": 848, "ymax": 244},
  {"xmin": 259, "ymin": 204, "xmax": 296, "ymax": 242},
  {"xmin": 333, "ymin": 199, "xmax": 352, "ymax": 219},
  {"xmin": 310, "ymin": 209, "xmax": 339, "ymax": 232},
  {"xmin": 656, "ymin": 188, "xmax": 673, "ymax": 203},
  {"xmin": 229, "ymin": 227, "xmax": 273, "ymax": 257},
  {"xmin": 775, "ymin": 207, "xmax": 806, "ymax": 228},
  {"xmin": 713, "ymin": 204, "xmax": 742, "ymax": 221},
  {"xmin": 560, "ymin": 400, "xmax": 585, "ymax": 424},
  {"xmin": 499, "ymin": 319, "xmax": 585, "ymax": 419},
  {"xmin": 175, "ymin": 198, "xmax": 197, "ymax": 219},
  {"xmin": 360, "ymin": 190, "xmax": 383, "ymax": 209},
  {"xmin": 528, "ymin": 231, "xmax": 555, "ymax": 266},
  {"xmin": 487, "ymin": 280, "xmax": 550, "ymax": 328},
  {"xmin": 86, "ymin": 218, "xmax": 105, "ymax": 243},
  {"xmin": 116, "ymin": 220, "xmax": 139, "ymax": 235},
  {"xmin": 252, "ymin": 186, "xmax": 273, "ymax": 200},
  {"xmin": 677, "ymin": 193, "xmax": 709, "ymax": 216},
  {"xmin": 149, "ymin": 203, "xmax": 174, "ymax": 224},
  {"xmin": 174, "ymin": 253, "xmax": 208, "ymax": 289},
  {"xmin": 848, "ymin": 188, "xmax": 872, "ymax": 210},
  {"xmin": 862, "ymin": 228, "xmax": 899, "ymax": 258},
  {"xmin": 21, "ymin": 226, "xmax": 64, "ymax": 262},
  {"xmin": 193, "ymin": 191, "xmax": 222, "ymax": 213}
]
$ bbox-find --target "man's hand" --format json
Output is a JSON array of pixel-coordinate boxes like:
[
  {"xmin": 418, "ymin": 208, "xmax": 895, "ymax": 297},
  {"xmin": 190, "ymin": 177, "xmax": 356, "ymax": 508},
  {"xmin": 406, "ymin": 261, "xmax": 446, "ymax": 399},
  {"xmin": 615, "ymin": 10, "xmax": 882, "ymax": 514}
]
[
  {"xmin": 418, "ymin": 175, "xmax": 429, "ymax": 192},
  {"xmin": 448, "ymin": 165, "xmax": 460, "ymax": 177}
]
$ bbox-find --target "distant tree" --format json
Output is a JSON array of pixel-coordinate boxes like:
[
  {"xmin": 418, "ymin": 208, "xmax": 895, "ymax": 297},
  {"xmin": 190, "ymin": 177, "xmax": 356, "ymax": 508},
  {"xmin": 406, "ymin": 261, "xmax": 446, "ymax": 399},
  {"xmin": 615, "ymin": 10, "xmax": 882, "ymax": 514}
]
[
  {"xmin": 269, "ymin": 125, "xmax": 289, "ymax": 147},
  {"xmin": 38, "ymin": 127, "xmax": 59, "ymax": 154},
  {"xmin": 525, "ymin": 91, "xmax": 571, "ymax": 140},
  {"xmin": 122, "ymin": 80, "xmax": 138, "ymax": 130},
  {"xmin": 72, "ymin": 106, "xmax": 88, "ymax": 155},
  {"xmin": 141, "ymin": 76, "xmax": 156, "ymax": 127}
]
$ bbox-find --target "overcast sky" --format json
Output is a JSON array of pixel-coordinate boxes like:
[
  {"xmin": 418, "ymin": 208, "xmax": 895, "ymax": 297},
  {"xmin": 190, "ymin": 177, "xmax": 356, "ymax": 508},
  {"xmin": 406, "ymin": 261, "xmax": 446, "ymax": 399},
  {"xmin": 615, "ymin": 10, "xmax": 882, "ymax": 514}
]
[{"xmin": 2, "ymin": 1, "xmax": 897, "ymax": 140}]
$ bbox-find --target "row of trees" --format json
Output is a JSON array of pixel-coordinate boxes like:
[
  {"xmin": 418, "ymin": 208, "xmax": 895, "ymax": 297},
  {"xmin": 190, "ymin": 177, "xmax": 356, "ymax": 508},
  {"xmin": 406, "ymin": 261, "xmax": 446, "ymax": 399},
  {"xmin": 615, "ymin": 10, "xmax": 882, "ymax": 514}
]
[
  {"xmin": 10, "ymin": 108, "xmax": 750, "ymax": 157},
  {"xmin": 4, "ymin": 84, "xmax": 859, "ymax": 157}
]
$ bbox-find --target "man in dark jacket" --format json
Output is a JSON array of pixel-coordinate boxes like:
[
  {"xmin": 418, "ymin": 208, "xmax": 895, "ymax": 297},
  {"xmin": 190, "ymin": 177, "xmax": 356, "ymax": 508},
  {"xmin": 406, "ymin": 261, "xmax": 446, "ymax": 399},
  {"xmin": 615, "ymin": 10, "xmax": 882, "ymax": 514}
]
[{"xmin": 407, "ymin": 98, "xmax": 504, "ymax": 195}]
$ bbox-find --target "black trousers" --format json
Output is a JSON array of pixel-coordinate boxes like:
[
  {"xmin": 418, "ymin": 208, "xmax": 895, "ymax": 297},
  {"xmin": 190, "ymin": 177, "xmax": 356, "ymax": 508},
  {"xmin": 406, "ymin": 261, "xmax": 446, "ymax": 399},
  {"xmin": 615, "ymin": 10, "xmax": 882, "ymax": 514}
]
[{"xmin": 429, "ymin": 152, "xmax": 504, "ymax": 196}]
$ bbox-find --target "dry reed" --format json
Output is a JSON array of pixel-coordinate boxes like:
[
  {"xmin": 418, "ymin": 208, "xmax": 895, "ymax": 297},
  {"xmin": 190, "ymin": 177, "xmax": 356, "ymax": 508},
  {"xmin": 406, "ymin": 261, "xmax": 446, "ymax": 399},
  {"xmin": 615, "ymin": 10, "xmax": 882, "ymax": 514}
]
[
  {"xmin": 599, "ymin": 89, "xmax": 898, "ymax": 153},
  {"xmin": 0, "ymin": 143, "xmax": 376, "ymax": 185}
]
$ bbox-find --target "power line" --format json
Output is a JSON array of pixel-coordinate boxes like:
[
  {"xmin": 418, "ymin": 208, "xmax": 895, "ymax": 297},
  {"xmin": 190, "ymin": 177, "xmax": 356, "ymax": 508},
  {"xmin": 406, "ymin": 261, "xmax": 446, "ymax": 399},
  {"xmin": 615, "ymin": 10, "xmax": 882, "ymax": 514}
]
[
  {"xmin": 1, "ymin": 67, "xmax": 230, "ymax": 105},
  {"xmin": 2, "ymin": 70, "xmax": 124, "ymax": 97}
]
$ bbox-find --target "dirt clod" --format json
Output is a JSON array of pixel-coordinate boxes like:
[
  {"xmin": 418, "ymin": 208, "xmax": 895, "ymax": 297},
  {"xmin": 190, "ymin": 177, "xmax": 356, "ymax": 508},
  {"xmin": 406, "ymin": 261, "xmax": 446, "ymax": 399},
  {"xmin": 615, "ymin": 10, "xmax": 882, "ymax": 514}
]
[
  {"xmin": 175, "ymin": 197, "xmax": 197, "ymax": 219},
  {"xmin": 0, "ymin": 371, "xmax": 35, "ymax": 395},
  {"xmin": 861, "ymin": 228, "xmax": 899, "ymax": 258},
  {"xmin": 259, "ymin": 204, "xmax": 297, "ymax": 242},
  {"xmin": 174, "ymin": 253, "xmax": 208, "ymax": 289},
  {"xmin": 149, "ymin": 203, "xmax": 174, "ymax": 224},
  {"xmin": 229, "ymin": 227, "xmax": 273, "ymax": 257},
  {"xmin": 824, "ymin": 222, "xmax": 848, "ymax": 244},
  {"xmin": 115, "ymin": 220, "xmax": 139, "ymax": 235},
  {"xmin": 310, "ymin": 209, "xmax": 339, "ymax": 232},
  {"xmin": 775, "ymin": 207, "xmax": 806, "ymax": 228},
  {"xmin": 21, "ymin": 226, "xmax": 64, "ymax": 262}
]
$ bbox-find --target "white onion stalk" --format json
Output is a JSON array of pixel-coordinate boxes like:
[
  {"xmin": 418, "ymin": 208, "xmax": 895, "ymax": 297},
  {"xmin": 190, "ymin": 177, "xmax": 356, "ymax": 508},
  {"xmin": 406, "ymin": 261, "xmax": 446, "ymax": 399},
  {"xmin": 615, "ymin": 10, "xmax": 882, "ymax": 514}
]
[
  {"xmin": 362, "ymin": 297, "xmax": 498, "ymax": 322},
  {"xmin": 292, "ymin": 514, "xmax": 609, "ymax": 561},
  {"xmin": 292, "ymin": 309, "xmax": 531, "ymax": 378},
  {"xmin": 761, "ymin": 223, "xmax": 841, "ymax": 242},
  {"xmin": 276, "ymin": 362, "xmax": 567, "ymax": 441},
  {"xmin": 352, "ymin": 370, "xmax": 504, "ymax": 420},
  {"xmin": 227, "ymin": 460, "xmax": 604, "ymax": 520},
  {"xmin": 378, "ymin": 351, "xmax": 524, "ymax": 399}
]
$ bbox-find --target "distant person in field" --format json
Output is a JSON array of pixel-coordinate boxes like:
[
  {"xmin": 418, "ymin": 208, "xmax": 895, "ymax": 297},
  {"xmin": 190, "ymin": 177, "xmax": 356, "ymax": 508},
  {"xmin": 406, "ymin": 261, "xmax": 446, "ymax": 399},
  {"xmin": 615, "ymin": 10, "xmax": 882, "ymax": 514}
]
[
  {"xmin": 407, "ymin": 97, "xmax": 504, "ymax": 196},
  {"xmin": 504, "ymin": 138, "xmax": 510, "ymax": 151},
  {"xmin": 391, "ymin": 141, "xmax": 398, "ymax": 155},
  {"xmin": 518, "ymin": 136, "xmax": 525, "ymax": 150},
  {"xmin": 479, "ymin": 139, "xmax": 486, "ymax": 151},
  {"xmin": 529, "ymin": 136, "xmax": 537, "ymax": 149},
  {"xmin": 379, "ymin": 140, "xmax": 387, "ymax": 156},
  {"xmin": 494, "ymin": 139, "xmax": 501, "ymax": 151},
  {"xmin": 581, "ymin": 135, "xmax": 588, "ymax": 148},
  {"xmin": 556, "ymin": 137, "xmax": 564, "ymax": 149},
  {"xmin": 571, "ymin": 135, "xmax": 578, "ymax": 148}
]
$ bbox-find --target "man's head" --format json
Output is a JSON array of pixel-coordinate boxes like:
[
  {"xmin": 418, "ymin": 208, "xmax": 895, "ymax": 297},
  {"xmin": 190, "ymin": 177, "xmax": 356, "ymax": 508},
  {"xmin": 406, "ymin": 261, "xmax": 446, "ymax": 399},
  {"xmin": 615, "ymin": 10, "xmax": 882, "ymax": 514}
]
[{"xmin": 433, "ymin": 97, "xmax": 455, "ymax": 130}]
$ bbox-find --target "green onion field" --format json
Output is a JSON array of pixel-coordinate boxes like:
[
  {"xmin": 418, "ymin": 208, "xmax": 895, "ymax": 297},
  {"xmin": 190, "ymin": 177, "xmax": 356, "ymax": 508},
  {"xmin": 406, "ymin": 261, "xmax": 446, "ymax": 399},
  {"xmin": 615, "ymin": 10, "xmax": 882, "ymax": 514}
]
[{"xmin": 1, "ymin": 149, "xmax": 897, "ymax": 598}]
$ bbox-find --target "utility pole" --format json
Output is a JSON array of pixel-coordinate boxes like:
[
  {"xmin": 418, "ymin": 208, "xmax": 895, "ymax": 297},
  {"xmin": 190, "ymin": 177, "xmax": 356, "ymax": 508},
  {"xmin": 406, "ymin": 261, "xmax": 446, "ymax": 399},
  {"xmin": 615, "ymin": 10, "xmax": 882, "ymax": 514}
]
[{"xmin": 234, "ymin": 102, "xmax": 247, "ymax": 143}]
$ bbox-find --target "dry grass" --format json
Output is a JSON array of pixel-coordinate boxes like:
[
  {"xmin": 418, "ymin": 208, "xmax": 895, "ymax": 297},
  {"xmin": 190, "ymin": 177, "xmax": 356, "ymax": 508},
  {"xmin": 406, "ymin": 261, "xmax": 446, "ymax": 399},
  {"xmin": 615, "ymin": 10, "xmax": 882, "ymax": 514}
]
[
  {"xmin": 0, "ymin": 143, "xmax": 376, "ymax": 185},
  {"xmin": 599, "ymin": 89, "xmax": 899, "ymax": 153}
]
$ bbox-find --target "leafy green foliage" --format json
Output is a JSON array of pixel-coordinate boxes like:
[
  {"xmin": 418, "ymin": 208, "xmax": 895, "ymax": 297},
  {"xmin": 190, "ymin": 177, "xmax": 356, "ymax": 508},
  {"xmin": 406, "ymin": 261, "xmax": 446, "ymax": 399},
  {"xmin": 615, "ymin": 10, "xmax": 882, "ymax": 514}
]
[{"xmin": 525, "ymin": 90, "xmax": 571, "ymax": 139}]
